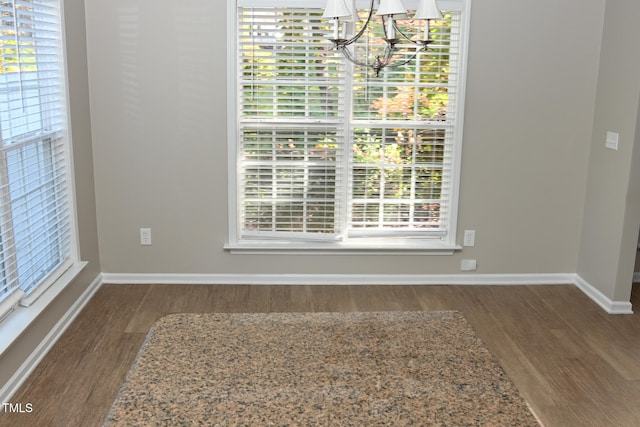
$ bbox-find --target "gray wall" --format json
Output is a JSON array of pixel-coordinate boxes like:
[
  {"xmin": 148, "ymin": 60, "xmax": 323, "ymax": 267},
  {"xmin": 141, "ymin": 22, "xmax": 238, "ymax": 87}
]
[
  {"xmin": 86, "ymin": 0, "xmax": 607, "ymax": 278},
  {"xmin": 0, "ymin": 0, "xmax": 101, "ymax": 391},
  {"xmin": 4, "ymin": 0, "xmax": 640, "ymax": 399},
  {"xmin": 577, "ymin": 0, "xmax": 640, "ymax": 302}
]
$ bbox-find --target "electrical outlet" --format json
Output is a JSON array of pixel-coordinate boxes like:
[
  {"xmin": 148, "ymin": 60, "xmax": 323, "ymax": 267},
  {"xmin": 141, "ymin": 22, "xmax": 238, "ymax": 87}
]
[
  {"xmin": 605, "ymin": 131, "xmax": 619, "ymax": 150},
  {"xmin": 463, "ymin": 229, "xmax": 476, "ymax": 247},
  {"xmin": 460, "ymin": 259, "xmax": 477, "ymax": 271},
  {"xmin": 139, "ymin": 228, "xmax": 152, "ymax": 245}
]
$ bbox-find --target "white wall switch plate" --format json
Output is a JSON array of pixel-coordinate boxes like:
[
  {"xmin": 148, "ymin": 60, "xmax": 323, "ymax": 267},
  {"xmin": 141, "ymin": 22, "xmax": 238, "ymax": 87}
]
[
  {"xmin": 463, "ymin": 229, "xmax": 476, "ymax": 247},
  {"xmin": 139, "ymin": 227, "xmax": 152, "ymax": 245}
]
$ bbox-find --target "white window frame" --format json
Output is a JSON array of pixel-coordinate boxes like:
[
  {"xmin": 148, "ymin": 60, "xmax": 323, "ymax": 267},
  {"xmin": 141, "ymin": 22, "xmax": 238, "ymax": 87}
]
[
  {"xmin": 0, "ymin": 0, "xmax": 86, "ymax": 356},
  {"xmin": 226, "ymin": 0, "xmax": 471, "ymax": 255}
]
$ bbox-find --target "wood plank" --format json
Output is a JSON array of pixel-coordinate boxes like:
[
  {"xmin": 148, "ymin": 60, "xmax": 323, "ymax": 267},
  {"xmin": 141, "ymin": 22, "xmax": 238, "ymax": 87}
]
[
  {"xmin": 1, "ymin": 283, "xmax": 639, "ymax": 427},
  {"xmin": 309, "ymin": 285, "xmax": 358, "ymax": 312}
]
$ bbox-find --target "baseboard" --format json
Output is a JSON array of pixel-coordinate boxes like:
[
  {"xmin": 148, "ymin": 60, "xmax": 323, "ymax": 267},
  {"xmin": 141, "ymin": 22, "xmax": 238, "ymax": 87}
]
[
  {"xmin": 0, "ymin": 273, "xmax": 103, "ymax": 403},
  {"xmin": 101, "ymin": 272, "xmax": 578, "ymax": 286},
  {"xmin": 574, "ymin": 275, "xmax": 634, "ymax": 314}
]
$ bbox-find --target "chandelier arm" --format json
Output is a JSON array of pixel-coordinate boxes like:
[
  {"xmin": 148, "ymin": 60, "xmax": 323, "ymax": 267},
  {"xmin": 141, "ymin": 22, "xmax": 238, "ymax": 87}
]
[
  {"xmin": 385, "ymin": 49, "xmax": 421, "ymax": 68},
  {"xmin": 340, "ymin": 43, "xmax": 422, "ymax": 76},
  {"xmin": 377, "ymin": 47, "xmax": 424, "ymax": 73},
  {"xmin": 392, "ymin": 21, "xmax": 424, "ymax": 45},
  {"xmin": 382, "ymin": 43, "xmax": 395, "ymax": 66},
  {"xmin": 339, "ymin": 45, "xmax": 376, "ymax": 68},
  {"xmin": 337, "ymin": 34, "xmax": 424, "ymax": 74}
]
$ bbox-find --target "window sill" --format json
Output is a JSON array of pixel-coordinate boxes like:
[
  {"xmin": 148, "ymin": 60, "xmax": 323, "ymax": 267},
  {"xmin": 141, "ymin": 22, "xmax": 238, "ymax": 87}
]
[
  {"xmin": 0, "ymin": 261, "xmax": 87, "ymax": 358},
  {"xmin": 224, "ymin": 240, "xmax": 461, "ymax": 255}
]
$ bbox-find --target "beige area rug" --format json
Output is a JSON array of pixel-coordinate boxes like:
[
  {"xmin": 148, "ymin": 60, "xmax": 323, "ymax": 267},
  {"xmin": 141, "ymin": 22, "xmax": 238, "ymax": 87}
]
[{"xmin": 105, "ymin": 311, "xmax": 540, "ymax": 426}]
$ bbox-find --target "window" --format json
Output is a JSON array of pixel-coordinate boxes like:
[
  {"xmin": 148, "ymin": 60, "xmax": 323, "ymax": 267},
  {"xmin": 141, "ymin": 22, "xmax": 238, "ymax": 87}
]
[
  {"xmin": 0, "ymin": 0, "xmax": 79, "ymax": 321},
  {"xmin": 227, "ymin": 0, "xmax": 469, "ymax": 253}
]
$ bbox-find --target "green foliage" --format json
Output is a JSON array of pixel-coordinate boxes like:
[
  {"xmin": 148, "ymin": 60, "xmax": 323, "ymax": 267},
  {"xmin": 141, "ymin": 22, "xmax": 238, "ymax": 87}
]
[{"xmin": 0, "ymin": 38, "xmax": 38, "ymax": 73}]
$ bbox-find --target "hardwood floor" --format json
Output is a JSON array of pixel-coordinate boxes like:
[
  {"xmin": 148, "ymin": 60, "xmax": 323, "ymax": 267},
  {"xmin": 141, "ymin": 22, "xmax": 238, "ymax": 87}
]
[{"xmin": 2, "ymin": 283, "xmax": 639, "ymax": 426}]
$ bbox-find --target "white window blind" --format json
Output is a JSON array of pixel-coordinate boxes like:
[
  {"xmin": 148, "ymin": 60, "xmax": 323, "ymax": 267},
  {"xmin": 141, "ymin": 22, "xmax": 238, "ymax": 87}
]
[
  {"xmin": 0, "ymin": 0, "xmax": 75, "ymax": 320},
  {"xmin": 238, "ymin": 7, "xmax": 346, "ymax": 241},
  {"xmin": 232, "ymin": 0, "xmax": 468, "ymax": 249}
]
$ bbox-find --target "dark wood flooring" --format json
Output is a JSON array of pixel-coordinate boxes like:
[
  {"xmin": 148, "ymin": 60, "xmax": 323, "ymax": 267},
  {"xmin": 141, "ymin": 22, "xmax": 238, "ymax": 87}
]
[{"xmin": 2, "ymin": 283, "xmax": 639, "ymax": 426}]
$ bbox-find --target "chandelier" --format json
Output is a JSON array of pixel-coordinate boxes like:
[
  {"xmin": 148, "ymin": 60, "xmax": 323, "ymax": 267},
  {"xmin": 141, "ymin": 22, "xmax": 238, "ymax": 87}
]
[{"xmin": 323, "ymin": 0, "xmax": 442, "ymax": 75}]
